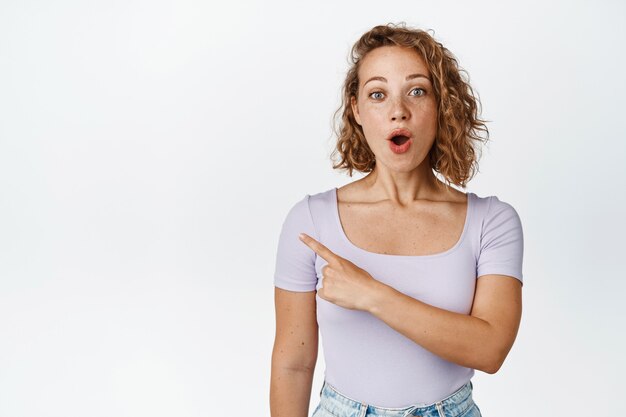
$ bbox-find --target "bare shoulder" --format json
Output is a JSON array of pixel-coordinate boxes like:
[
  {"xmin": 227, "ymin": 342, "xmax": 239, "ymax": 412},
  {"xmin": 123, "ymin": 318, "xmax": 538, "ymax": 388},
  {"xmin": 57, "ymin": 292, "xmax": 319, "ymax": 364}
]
[{"xmin": 336, "ymin": 179, "xmax": 368, "ymax": 203}]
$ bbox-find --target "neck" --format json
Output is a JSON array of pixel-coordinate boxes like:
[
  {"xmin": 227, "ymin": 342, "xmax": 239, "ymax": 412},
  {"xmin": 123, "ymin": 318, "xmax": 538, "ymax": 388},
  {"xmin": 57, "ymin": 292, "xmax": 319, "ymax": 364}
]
[{"xmin": 362, "ymin": 163, "xmax": 451, "ymax": 205}]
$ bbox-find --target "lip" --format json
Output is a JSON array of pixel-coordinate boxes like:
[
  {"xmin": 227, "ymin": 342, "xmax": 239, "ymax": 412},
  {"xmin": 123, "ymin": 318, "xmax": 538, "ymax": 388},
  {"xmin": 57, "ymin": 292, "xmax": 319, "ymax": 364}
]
[
  {"xmin": 388, "ymin": 136, "xmax": 412, "ymax": 154},
  {"xmin": 386, "ymin": 128, "xmax": 413, "ymax": 141}
]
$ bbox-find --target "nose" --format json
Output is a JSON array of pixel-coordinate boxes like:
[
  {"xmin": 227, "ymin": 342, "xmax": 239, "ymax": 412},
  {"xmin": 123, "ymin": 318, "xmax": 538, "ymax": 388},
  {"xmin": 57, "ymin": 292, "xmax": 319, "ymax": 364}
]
[{"xmin": 389, "ymin": 97, "xmax": 409, "ymax": 121}]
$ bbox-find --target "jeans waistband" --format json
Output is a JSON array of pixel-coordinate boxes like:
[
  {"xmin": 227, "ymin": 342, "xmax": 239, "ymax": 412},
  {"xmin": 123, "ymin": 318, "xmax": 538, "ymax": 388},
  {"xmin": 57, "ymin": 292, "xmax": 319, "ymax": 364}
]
[{"xmin": 318, "ymin": 380, "xmax": 475, "ymax": 417}]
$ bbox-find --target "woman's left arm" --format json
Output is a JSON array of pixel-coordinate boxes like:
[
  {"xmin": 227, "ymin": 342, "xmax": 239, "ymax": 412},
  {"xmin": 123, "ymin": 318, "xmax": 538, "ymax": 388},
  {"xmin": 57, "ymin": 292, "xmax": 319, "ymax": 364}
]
[
  {"xmin": 298, "ymin": 232, "xmax": 522, "ymax": 375},
  {"xmin": 366, "ymin": 274, "xmax": 522, "ymax": 374}
]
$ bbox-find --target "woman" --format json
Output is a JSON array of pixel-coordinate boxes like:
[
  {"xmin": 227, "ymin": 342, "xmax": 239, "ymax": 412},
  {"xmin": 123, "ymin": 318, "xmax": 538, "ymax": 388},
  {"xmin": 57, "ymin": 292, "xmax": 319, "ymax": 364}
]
[{"xmin": 270, "ymin": 22, "xmax": 524, "ymax": 417}]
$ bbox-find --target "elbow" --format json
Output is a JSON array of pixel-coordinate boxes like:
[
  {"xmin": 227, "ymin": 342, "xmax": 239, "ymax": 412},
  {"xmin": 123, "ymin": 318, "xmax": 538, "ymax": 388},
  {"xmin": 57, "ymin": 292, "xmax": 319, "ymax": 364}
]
[
  {"xmin": 479, "ymin": 358, "xmax": 501, "ymax": 374},
  {"xmin": 271, "ymin": 344, "xmax": 318, "ymax": 374},
  {"xmin": 482, "ymin": 360, "xmax": 501, "ymax": 375},
  {"xmin": 482, "ymin": 348, "xmax": 507, "ymax": 374},
  {"xmin": 478, "ymin": 344, "xmax": 506, "ymax": 374}
]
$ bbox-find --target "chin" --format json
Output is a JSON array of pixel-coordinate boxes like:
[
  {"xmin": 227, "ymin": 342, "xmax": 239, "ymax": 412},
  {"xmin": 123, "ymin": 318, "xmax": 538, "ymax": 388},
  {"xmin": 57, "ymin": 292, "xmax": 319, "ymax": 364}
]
[{"xmin": 381, "ymin": 160, "xmax": 421, "ymax": 172}]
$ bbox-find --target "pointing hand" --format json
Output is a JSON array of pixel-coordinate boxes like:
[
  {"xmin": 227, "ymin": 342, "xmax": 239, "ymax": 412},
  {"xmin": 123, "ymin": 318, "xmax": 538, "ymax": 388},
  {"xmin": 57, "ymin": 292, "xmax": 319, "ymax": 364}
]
[{"xmin": 298, "ymin": 232, "xmax": 381, "ymax": 311}]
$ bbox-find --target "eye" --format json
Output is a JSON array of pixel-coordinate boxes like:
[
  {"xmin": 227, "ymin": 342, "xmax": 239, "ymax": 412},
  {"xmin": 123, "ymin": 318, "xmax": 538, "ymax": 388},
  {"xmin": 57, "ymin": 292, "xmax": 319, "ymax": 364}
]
[{"xmin": 368, "ymin": 88, "xmax": 426, "ymax": 100}]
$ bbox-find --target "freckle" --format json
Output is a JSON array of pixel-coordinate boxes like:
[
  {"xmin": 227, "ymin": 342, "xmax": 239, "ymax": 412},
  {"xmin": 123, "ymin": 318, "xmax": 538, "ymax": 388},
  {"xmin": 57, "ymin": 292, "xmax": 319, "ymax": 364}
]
[{"xmin": 301, "ymin": 342, "xmax": 305, "ymax": 345}]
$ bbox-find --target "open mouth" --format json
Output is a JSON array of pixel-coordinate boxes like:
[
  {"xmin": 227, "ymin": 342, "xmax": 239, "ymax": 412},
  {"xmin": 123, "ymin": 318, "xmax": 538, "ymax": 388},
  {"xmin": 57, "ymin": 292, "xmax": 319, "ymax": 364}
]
[{"xmin": 390, "ymin": 135, "xmax": 410, "ymax": 146}]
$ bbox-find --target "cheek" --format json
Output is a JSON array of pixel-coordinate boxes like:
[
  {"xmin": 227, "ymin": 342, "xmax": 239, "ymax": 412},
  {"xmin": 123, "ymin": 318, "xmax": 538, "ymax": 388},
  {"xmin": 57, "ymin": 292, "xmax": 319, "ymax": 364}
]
[
  {"xmin": 357, "ymin": 107, "xmax": 385, "ymax": 135},
  {"xmin": 418, "ymin": 103, "xmax": 438, "ymax": 128},
  {"xmin": 423, "ymin": 109, "xmax": 438, "ymax": 126},
  {"xmin": 360, "ymin": 104, "xmax": 383, "ymax": 119}
]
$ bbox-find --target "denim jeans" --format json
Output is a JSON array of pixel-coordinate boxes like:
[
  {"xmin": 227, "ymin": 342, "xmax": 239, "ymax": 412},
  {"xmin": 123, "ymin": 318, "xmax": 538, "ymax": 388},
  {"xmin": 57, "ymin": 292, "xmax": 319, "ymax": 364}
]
[{"xmin": 312, "ymin": 380, "xmax": 482, "ymax": 417}]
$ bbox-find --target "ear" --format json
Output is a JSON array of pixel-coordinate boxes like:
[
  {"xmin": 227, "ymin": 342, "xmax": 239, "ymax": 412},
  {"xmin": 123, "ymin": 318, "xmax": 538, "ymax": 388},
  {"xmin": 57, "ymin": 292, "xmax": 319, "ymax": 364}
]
[{"xmin": 350, "ymin": 96, "xmax": 362, "ymax": 126}]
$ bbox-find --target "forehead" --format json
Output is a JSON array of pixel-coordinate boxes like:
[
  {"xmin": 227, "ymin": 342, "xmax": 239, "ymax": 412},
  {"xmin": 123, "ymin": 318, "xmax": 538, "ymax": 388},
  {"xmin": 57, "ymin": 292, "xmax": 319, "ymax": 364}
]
[{"xmin": 359, "ymin": 46, "xmax": 430, "ymax": 82}]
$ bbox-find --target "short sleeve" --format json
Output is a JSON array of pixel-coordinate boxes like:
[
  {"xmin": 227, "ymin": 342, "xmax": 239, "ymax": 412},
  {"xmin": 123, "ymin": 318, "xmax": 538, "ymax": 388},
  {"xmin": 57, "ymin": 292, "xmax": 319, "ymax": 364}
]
[
  {"xmin": 273, "ymin": 194, "xmax": 319, "ymax": 292},
  {"xmin": 476, "ymin": 196, "xmax": 524, "ymax": 286}
]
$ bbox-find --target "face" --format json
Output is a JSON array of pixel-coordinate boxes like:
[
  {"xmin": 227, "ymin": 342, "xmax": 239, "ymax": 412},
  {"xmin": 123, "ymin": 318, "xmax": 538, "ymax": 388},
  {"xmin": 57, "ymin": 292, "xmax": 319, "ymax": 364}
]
[{"xmin": 350, "ymin": 45, "xmax": 438, "ymax": 172}]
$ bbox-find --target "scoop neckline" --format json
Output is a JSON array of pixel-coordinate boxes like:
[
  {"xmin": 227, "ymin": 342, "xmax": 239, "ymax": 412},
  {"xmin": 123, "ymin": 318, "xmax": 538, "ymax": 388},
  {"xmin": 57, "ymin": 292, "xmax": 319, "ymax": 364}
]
[{"xmin": 331, "ymin": 187, "xmax": 473, "ymax": 259}]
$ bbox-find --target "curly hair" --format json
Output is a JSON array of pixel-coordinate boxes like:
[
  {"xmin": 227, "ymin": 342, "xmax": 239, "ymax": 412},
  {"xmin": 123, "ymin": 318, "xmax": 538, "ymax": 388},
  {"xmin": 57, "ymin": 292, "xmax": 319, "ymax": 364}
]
[{"xmin": 330, "ymin": 22, "xmax": 489, "ymax": 189}]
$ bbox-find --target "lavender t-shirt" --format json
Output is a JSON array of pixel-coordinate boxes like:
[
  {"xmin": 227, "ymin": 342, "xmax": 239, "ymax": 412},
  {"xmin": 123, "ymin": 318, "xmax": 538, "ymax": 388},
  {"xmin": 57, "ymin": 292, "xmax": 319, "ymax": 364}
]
[{"xmin": 273, "ymin": 187, "xmax": 524, "ymax": 407}]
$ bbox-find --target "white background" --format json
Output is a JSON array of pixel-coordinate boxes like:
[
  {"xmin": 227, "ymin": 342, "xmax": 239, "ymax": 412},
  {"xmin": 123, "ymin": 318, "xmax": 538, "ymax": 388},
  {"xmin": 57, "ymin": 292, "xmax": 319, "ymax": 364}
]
[{"xmin": 1, "ymin": 1, "xmax": 625, "ymax": 416}]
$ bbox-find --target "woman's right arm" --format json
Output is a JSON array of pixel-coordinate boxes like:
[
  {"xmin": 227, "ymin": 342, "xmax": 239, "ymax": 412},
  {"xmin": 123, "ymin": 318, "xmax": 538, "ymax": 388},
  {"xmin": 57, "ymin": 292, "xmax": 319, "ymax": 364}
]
[{"xmin": 270, "ymin": 287, "xmax": 319, "ymax": 417}]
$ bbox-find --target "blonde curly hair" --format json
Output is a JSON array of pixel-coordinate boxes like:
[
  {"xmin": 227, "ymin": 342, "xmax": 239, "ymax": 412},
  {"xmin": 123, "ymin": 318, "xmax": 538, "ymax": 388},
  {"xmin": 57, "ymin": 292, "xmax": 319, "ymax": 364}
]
[{"xmin": 330, "ymin": 22, "xmax": 489, "ymax": 189}]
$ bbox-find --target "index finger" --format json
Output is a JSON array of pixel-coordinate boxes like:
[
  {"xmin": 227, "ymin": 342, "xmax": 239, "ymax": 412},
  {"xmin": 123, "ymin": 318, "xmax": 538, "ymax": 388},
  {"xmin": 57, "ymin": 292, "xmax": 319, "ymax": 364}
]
[{"xmin": 298, "ymin": 233, "xmax": 340, "ymax": 263}]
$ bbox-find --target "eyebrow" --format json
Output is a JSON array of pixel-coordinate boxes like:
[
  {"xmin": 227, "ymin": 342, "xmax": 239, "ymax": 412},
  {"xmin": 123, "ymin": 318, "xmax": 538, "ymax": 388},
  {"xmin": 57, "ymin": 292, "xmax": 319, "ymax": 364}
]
[{"xmin": 363, "ymin": 73, "xmax": 431, "ymax": 87}]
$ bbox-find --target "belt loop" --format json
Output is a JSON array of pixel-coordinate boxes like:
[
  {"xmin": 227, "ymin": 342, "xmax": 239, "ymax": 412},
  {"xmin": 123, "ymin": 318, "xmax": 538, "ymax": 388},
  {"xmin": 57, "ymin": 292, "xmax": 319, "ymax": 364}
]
[
  {"xmin": 402, "ymin": 407, "xmax": 416, "ymax": 417},
  {"xmin": 435, "ymin": 401, "xmax": 445, "ymax": 417},
  {"xmin": 359, "ymin": 402, "xmax": 367, "ymax": 417}
]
